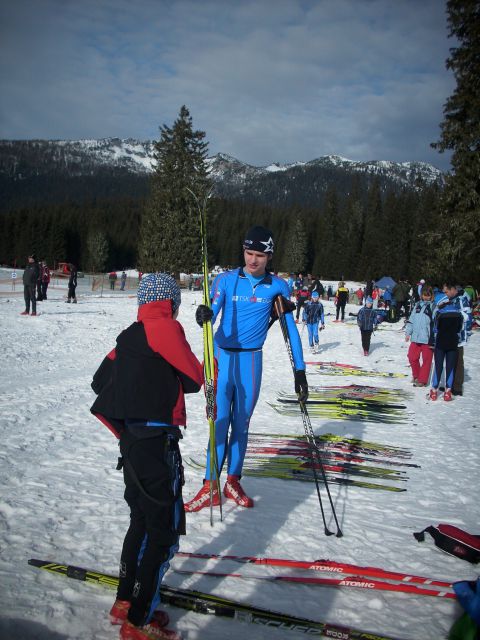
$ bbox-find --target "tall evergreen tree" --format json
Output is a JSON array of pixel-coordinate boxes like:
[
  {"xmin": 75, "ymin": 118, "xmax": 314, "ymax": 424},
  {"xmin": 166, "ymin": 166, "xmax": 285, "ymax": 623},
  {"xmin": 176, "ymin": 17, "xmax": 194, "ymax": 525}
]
[
  {"xmin": 138, "ymin": 106, "xmax": 211, "ymax": 274},
  {"xmin": 86, "ymin": 229, "xmax": 109, "ymax": 273},
  {"xmin": 359, "ymin": 180, "xmax": 383, "ymax": 279},
  {"xmin": 429, "ymin": 0, "xmax": 480, "ymax": 282},
  {"xmin": 284, "ymin": 214, "xmax": 308, "ymax": 273}
]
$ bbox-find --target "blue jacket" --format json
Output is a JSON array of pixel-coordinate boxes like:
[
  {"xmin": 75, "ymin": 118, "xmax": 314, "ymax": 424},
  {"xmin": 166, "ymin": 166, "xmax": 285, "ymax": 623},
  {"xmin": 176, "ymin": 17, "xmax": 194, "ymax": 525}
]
[
  {"xmin": 210, "ymin": 268, "xmax": 305, "ymax": 370},
  {"xmin": 357, "ymin": 307, "xmax": 378, "ymax": 331},
  {"xmin": 405, "ymin": 301, "xmax": 435, "ymax": 345},
  {"xmin": 434, "ymin": 293, "xmax": 471, "ymax": 348},
  {"xmin": 302, "ymin": 300, "xmax": 324, "ymax": 325}
]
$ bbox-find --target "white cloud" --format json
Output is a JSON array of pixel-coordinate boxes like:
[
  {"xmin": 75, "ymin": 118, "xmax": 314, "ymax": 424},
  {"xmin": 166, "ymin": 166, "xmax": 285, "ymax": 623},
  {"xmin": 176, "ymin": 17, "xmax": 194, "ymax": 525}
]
[{"xmin": 0, "ymin": 0, "xmax": 454, "ymax": 169}]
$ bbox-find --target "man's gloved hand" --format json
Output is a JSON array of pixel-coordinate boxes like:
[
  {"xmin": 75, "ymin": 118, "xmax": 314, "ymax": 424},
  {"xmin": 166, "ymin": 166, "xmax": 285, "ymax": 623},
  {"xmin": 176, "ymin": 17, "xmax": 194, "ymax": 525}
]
[
  {"xmin": 270, "ymin": 295, "xmax": 296, "ymax": 324},
  {"xmin": 294, "ymin": 369, "xmax": 309, "ymax": 403},
  {"xmin": 195, "ymin": 304, "xmax": 214, "ymax": 327}
]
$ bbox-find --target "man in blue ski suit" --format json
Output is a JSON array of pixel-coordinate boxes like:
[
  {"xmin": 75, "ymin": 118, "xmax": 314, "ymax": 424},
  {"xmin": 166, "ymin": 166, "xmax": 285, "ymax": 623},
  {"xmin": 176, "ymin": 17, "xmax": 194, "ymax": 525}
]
[{"xmin": 185, "ymin": 226, "xmax": 307, "ymax": 511}]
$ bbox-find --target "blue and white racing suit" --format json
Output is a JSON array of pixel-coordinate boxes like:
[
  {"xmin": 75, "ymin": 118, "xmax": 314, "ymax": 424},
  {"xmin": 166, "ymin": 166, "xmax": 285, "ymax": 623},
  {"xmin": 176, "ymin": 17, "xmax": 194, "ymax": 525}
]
[{"xmin": 205, "ymin": 267, "xmax": 304, "ymax": 479}]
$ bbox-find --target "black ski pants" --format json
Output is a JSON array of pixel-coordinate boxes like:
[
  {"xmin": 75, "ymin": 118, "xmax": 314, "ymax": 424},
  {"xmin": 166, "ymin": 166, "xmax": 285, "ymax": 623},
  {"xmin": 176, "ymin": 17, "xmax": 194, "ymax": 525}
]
[
  {"xmin": 117, "ymin": 427, "xmax": 185, "ymax": 626},
  {"xmin": 360, "ymin": 330, "xmax": 372, "ymax": 352},
  {"xmin": 23, "ymin": 285, "xmax": 36, "ymax": 314},
  {"xmin": 336, "ymin": 302, "xmax": 346, "ymax": 321}
]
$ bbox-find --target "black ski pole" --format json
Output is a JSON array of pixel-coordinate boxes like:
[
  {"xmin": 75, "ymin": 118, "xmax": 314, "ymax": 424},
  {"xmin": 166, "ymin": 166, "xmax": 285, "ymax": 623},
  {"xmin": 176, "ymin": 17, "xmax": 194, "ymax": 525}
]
[{"xmin": 274, "ymin": 296, "xmax": 343, "ymax": 537}]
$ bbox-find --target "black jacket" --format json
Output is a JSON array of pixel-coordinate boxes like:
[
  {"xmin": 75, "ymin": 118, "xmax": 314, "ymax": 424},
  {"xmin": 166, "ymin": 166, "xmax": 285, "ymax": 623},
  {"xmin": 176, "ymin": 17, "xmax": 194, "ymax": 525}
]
[
  {"xmin": 23, "ymin": 262, "xmax": 39, "ymax": 286},
  {"xmin": 91, "ymin": 300, "xmax": 203, "ymax": 437}
]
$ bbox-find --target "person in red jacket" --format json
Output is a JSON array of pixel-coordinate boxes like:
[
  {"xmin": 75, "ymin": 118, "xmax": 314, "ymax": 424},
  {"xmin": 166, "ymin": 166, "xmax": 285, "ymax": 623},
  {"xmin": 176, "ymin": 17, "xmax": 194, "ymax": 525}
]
[{"xmin": 90, "ymin": 273, "xmax": 203, "ymax": 640}]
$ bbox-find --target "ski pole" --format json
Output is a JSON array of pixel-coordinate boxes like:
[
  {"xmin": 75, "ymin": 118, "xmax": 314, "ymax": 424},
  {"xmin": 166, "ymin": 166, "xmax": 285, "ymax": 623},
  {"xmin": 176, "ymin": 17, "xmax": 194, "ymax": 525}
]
[{"xmin": 274, "ymin": 296, "xmax": 343, "ymax": 537}]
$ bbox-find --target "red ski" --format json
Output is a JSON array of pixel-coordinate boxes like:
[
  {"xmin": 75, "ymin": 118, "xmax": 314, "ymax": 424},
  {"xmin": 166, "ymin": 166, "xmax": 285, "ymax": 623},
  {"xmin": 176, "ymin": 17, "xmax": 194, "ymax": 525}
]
[
  {"xmin": 172, "ymin": 567, "xmax": 455, "ymax": 599},
  {"xmin": 176, "ymin": 551, "xmax": 454, "ymax": 590}
]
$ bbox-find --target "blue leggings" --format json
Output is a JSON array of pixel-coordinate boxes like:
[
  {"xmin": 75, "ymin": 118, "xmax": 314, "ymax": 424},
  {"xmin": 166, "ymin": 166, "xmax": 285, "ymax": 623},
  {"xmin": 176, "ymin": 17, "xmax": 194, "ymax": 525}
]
[
  {"xmin": 307, "ymin": 322, "xmax": 319, "ymax": 347},
  {"xmin": 205, "ymin": 348, "xmax": 263, "ymax": 479},
  {"xmin": 431, "ymin": 347, "xmax": 458, "ymax": 389}
]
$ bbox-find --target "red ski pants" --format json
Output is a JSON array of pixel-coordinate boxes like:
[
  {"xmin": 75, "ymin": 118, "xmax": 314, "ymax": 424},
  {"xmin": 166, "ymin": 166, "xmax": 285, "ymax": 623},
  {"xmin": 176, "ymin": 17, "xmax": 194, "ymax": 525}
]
[{"xmin": 407, "ymin": 342, "xmax": 433, "ymax": 385}]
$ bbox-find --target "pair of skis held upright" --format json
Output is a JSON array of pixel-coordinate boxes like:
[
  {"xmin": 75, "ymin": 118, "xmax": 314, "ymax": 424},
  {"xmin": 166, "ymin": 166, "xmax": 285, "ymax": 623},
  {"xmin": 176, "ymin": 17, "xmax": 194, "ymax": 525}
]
[{"xmin": 190, "ymin": 187, "xmax": 341, "ymax": 535}]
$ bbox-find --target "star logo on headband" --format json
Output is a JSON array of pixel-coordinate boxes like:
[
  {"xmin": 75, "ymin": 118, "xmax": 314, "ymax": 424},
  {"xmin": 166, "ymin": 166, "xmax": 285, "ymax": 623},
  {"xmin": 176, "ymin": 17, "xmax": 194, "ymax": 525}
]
[{"xmin": 261, "ymin": 237, "xmax": 274, "ymax": 253}]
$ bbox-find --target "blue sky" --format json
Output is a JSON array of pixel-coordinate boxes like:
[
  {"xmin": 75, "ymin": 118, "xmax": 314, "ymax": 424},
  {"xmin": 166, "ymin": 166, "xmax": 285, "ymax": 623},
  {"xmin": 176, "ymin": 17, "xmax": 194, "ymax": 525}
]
[{"xmin": 0, "ymin": 0, "xmax": 454, "ymax": 169}]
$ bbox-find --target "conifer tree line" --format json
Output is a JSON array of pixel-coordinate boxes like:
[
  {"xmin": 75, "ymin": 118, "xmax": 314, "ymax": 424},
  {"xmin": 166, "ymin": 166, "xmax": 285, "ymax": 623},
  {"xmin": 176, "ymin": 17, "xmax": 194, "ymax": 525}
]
[
  {"xmin": 1, "ymin": 0, "xmax": 478, "ymax": 288},
  {"xmin": 0, "ymin": 171, "xmax": 445, "ymax": 282}
]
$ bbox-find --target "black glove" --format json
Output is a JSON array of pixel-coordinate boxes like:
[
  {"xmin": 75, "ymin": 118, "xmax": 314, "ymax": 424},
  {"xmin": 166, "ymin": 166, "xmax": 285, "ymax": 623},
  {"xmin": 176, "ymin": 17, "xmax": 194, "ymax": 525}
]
[
  {"xmin": 269, "ymin": 295, "xmax": 296, "ymax": 328},
  {"xmin": 294, "ymin": 369, "xmax": 309, "ymax": 403},
  {"xmin": 195, "ymin": 304, "xmax": 214, "ymax": 327}
]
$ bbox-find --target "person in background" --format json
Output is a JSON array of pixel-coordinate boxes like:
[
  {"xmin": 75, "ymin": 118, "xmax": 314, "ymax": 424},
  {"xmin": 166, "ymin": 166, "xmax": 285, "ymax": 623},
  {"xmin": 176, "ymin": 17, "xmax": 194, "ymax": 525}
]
[
  {"xmin": 434, "ymin": 282, "xmax": 472, "ymax": 398},
  {"xmin": 109, "ymin": 271, "xmax": 118, "ymax": 291},
  {"xmin": 36, "ymin": 261, "xmax": 44, "ymax": 301},
  {"xmin": 40, "ymin": 261, "xmax": 50, "ymax": 300},
  {"xmin": 287, "ymin": 273, "xmax": 295, "ymax": 298},
  {"xmin": 302, "ymin": 290, "xmax": 325, "ymax": 354},
  {"xmin": 21, "ymin": 254, "xmax": 39, "ymax": 316},
  {"xmin": 90, "ymin": 273, "xmax": 203, "ymax": 640},
  {"xmin": 356, "ymin": 296, "xmax": 378, "ymax": 355},
  {"xmin": 355, "ymin": 286, "xmax": 364, "ymax": 306},
  {"xmin": 294, "ymin": 273, "xmax": 304, "ymax": 294},
  {"xmin": 404, "ymin": 285, "xmax": 435, "ymax": 387},
  {"xmin": 309, "ymin": 276, "xmax": 324, "ymax": 299},
  {"xmin": 66, "ymin": 264, "xmax": 78, "ymax": 303},
  {"xmin": 120, "ymin": 271, "xmax": 127, "ymax": 291},
  {"xmin": 382, "ymin": 286, "xmax": 392, "ymax": 310},
  {"xmin": 295, "ymin": 285, "xmax": 310, "ymax": 322},
  {"xmin": 334, "ymin": 281, "xmax": 349, "ymax": 322},
  {"xmin": 392, "ymin": 278, "xmax": 411, "ymax": 319},
  {"xmin": 185, "ymin": 225, "xmax": 307, "ymax": 512}
]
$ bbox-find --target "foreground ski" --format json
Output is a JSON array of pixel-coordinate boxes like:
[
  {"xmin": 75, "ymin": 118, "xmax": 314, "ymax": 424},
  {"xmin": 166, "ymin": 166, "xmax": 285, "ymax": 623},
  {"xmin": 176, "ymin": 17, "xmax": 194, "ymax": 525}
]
[
  {"xmin": 246, "ymin": 444, "xmax": 419, "ymax": 468},
  {"xmin": 249, "ymin": 432, "xmax": 413, "ymax": 458},
  {"xmin": 173, "ymin": 568, "xmax": 455, "ymax": 599},
  {"xmin": 185, "ymin": 457, "xmax": 406, "ymax": 491},
  {"xmin": 175, "ymin": 551, "xmax": 454, "ymax": 588},
  {"xmin": 28, "ymin": 559, "xmax": 403, "ymax": 640},
  {"xmin": 308, "ymin": 362, "xmax": 407, "ymax": 378}
]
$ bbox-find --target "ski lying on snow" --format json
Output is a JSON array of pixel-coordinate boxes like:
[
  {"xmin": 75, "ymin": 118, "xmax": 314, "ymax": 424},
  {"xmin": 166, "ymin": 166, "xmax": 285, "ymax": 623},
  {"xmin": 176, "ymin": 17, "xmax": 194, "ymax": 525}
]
[
  {"xmin": 249, "ymin": 432, "xmax": 413, "ymax": 458},
  {"xmin": 175, "ymin": 551, "xmax": 454, "ymax": 589},
  {"xmin": 185, "ymin": 457, "xmax": 406, "ymax": 491},
  {"xmin": 28, "ymin": 559, "xmax": 404, "ymax": 640},
  {"xmin": 246, "ymin": 445, "xmax": 419, "ymax": 468},
  {"xmin": 172, "ymin": 568, "xmax": 455, "ymax": 599}
]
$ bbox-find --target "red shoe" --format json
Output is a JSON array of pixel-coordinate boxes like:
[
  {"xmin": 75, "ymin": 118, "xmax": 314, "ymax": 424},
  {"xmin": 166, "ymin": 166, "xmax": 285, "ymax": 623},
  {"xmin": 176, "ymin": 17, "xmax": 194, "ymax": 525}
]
[
  {"xmin": 184, "ymin": 481, "xmax": 220, "ymax": 512},
  {"xmin": 31, "ymin": 312, "xmax": 37, "ymax": 316},
  {"xmin": 20, "ymin": 311, "xmax": 29, "ymax": 315},
  {"xmin": 110, "ymin": 600, "xmax": 169, "ymax": 627},
  {"xmin": 223, "ymin": 475, "xmax": 254, "ymax": 508},
  {"xmin": 120, "ymin": 619, "xmax": 181, "ymax": 640},
  {"xmin": 429, "ymin": 389, "xmax": 438, "ymax": 401},
  {"xmin": 363, "ymin": 350, "xmax": 369, "ymax": 356},
  {"xmin": 443, "ymin": 389, "xmax": 453, "ymax": 402}
]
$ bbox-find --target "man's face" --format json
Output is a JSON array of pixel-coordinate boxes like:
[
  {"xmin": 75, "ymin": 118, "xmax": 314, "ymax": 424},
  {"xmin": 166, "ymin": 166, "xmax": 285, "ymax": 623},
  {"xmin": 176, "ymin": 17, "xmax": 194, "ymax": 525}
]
[
  {"xmin": 28, "ymin": 257, "xmax": 34, "ymax": 263},
  {"xmin": 244, "ymin": 249, "xmax": 270, "ymax": 277},
  {"xmin": 443, "ymin": 285, "xmax": 458, "ymax": 298}
]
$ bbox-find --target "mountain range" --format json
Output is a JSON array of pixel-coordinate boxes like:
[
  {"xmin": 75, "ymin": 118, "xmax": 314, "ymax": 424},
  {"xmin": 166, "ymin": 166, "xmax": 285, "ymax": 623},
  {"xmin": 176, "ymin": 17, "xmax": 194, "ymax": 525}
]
[{"xmin": 0, "ymin": 137, "xmax": 444, "ymax": 211}]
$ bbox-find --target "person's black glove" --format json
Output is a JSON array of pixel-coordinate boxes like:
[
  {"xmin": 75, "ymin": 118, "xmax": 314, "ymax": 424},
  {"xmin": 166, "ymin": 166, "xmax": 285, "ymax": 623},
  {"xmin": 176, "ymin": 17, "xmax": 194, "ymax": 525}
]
[
  {"xmin": 195, "ymin": 304, "xmax": 214, "ymax": 327},
  {"xmin": 294, "ymin": 369, "xmax": 309, "ymax": 403},
  {"xmin": 269, "ymin": 295, "xmax": 296, "ymax": 328}
]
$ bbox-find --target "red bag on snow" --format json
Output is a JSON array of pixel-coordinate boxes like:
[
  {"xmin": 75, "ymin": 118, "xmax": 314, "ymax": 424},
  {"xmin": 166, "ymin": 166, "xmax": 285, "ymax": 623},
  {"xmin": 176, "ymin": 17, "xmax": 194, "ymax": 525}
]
[{"xmin": 414, "ymin": 524, "xmax": 480, "ymax": 564}]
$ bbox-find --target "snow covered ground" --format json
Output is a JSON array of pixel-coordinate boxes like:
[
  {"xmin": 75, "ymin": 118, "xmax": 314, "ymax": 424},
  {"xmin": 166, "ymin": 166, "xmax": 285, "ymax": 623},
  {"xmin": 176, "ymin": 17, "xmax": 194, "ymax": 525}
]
[{"xmin": 0, "ymin": 268, "xmax": 478, "ymax": 640}]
